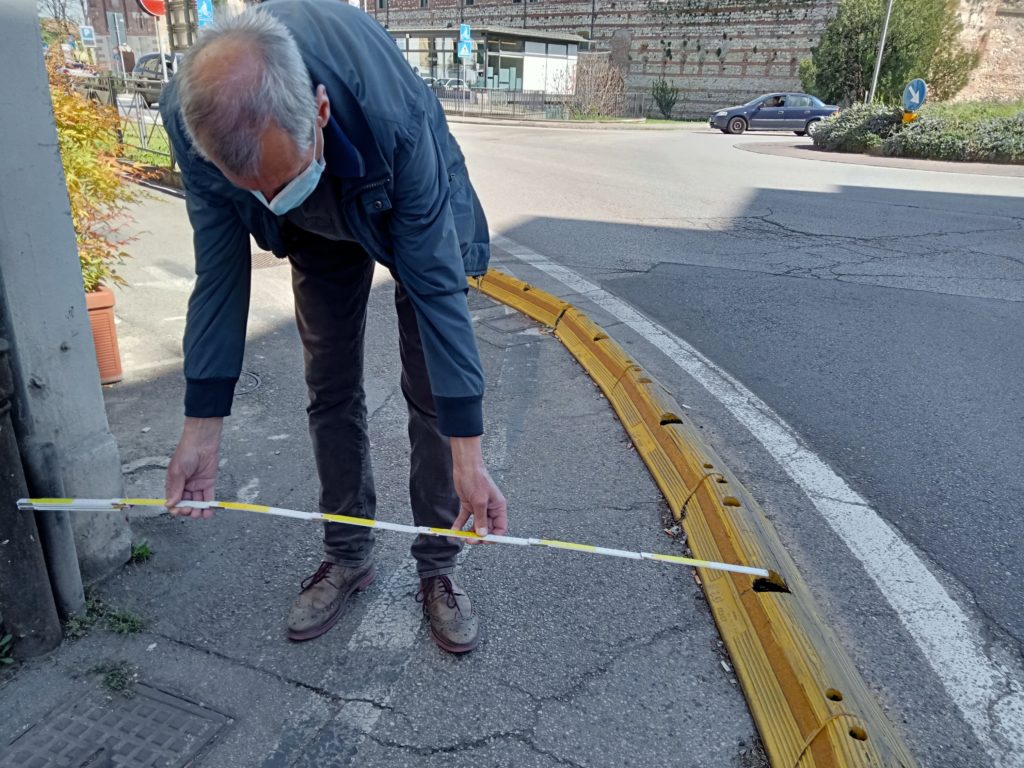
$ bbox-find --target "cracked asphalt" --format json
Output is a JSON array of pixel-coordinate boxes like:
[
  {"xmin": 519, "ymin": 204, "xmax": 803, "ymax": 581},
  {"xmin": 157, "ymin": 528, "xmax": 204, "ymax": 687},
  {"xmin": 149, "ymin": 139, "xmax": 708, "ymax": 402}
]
[
  {"xmin": 456, "ymin": 124, "xmax": 1024, "ymax": 766},
  {"xmin": 0, "ymin": 193, "xmax": 766, "ymax": 767}
]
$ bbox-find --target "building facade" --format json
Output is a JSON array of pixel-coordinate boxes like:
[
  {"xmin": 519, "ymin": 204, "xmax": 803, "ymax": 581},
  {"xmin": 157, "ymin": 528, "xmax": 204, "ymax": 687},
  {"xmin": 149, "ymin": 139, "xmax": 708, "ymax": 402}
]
[
  {"xmin": 375, "ymin": 0, "xmax": 1022, "ymax": 117},
  {"xmin": 373, "ymin": 0, "xmax": 837, "ymax": 118},
  {"xmin": 392, "ymin": 26, "xmax": 581, "ymax": 91}
]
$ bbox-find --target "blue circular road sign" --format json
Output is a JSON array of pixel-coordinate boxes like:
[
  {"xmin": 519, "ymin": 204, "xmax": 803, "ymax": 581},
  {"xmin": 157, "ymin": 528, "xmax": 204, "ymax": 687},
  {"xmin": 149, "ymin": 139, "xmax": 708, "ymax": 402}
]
[{"xmin": 902, "ymin": 79, "xmax": 927, "ymax": 112}]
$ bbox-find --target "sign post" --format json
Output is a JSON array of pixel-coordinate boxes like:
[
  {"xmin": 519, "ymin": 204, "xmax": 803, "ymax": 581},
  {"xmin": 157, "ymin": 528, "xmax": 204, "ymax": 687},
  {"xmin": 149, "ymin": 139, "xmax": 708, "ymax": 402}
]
[
  {"xmin": 458, "ymin": 24, "xmax": 471, "ymax": 116},
  {"xmin": 136, "ymin": 0, "xmax": 169, "ymax": 82}
]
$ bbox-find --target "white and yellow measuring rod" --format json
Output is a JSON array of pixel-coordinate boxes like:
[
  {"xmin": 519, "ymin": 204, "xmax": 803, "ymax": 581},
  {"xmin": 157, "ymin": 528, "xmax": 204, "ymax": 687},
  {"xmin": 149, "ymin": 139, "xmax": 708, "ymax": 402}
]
[{"xmin": 17, "ymin": 497, "xmax": 773, "ymax": 580}]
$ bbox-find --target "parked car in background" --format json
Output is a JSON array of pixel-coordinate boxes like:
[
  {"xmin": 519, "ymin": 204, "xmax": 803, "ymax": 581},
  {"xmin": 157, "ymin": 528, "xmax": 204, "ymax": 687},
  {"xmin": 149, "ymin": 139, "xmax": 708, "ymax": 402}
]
[
  {"xmin": 437, "ymin": 78, "xmax": 469, "ymax": 91},
  {"xmin": 709, "ymin": 93, "xmax": 838, "ymax": 136},
  {"xmin": 132, "ymin": 53, "xmax": 182, "ymax": 108}
]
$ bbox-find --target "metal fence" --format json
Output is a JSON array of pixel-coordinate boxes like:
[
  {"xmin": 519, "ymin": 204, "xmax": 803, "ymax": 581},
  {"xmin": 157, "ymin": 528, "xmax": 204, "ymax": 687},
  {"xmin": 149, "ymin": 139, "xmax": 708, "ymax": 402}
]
[
  {"xmin": 72, "ymin": 77, "xmax": 655, "ymax": 173},
  {"xmin": 435, "ymin": 87, "xmax": 654, "ymax": 121},
  {"xmin": 73, "ymin": 75, "xmax": 177, "ymax": 170}
]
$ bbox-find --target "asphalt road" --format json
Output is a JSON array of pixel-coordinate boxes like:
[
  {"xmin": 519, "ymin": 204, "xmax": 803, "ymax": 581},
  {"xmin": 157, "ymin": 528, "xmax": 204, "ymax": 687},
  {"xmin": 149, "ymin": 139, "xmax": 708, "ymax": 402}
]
[{"xmin": 454, "ymin": 123, "xmax": 1024, "ymax": 766}]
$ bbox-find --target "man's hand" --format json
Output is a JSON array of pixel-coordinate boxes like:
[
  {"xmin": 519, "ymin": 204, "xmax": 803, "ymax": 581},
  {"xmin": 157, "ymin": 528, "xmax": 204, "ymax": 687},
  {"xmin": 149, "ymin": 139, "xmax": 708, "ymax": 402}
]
[
  {"xmin": 450, "ymin": 435, "xmax": 508, "ymax": 543},
  {"xmin": 165, "ymin": 416, "xmax": 224, "ymax": 519}
]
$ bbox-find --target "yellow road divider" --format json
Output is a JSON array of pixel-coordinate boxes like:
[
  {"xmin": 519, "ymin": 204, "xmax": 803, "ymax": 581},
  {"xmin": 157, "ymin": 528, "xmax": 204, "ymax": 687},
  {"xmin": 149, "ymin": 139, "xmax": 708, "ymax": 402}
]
[{"xmin": 472, "ymin": 269, "xmax": 916, "ymax": 768}]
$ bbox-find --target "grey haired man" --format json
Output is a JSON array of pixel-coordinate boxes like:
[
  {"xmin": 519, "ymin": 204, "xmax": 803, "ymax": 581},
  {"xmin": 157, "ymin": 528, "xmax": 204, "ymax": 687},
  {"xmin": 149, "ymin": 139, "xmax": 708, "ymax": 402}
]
[{"xmin": 160, "ymin": 0, "xmax": 506, "ymax": 653}]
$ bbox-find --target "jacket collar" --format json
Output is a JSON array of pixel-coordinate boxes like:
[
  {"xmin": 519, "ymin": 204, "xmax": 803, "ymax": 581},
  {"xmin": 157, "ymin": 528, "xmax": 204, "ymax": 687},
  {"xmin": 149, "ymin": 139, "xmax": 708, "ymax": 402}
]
[{"xmin": 323, "ymin": 115, "xmax": 365, "ymax": 180}]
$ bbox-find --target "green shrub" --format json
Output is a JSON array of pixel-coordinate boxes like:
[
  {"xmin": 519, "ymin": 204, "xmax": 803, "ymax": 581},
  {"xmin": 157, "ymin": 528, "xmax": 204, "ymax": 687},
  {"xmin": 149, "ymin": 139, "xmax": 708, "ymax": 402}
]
[
  {"xmin": 651, "ymin": 76, "xmax": 679, "ymax": 119},
  {"xmin": 881, "ymin": 115, "xmax": 971, "ymax": 160},
  {"xmin": 972, "ymin": 115, "xmax": 1024, "ymax": 163},
  {"xmin": 883, "ymin": 112, "xmax": 1024, "ymax": 163},
  {"xmin": 813, "ymin": 103, "xmax": 904, "ymax": 152}
]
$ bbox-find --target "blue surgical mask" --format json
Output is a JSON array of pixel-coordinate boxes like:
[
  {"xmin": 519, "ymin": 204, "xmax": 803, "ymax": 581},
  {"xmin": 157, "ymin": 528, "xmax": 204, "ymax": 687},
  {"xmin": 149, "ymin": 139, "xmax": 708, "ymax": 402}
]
[{"xmin": 252, "ymin": 140, "xmax": 325, "ymax": 216}]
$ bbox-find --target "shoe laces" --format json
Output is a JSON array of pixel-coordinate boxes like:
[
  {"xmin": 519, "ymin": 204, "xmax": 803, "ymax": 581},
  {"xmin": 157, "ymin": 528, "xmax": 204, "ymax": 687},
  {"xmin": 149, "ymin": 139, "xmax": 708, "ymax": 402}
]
[
  {"xmin": 301, "ymin": 561, "xmax": 334, "ymax": 590},
  {"xmin": 416, "ymin": 575, "xmax": 462, "ymax": 614}
]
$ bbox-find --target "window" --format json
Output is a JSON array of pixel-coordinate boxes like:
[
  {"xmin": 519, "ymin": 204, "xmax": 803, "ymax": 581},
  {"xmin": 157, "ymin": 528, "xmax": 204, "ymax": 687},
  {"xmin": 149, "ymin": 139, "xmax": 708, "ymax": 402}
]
[
  {"xmin": 525, "ymin": 41, "xmax": 545, "ymax": 54},
  {"xmin": 377, "ymin": 0, "xmax": 385, "ymax": 8},
  {"xmin": 420, "ymin": 0, "xmax": 428, "ymax": 6},
  {"xmin": 787, "ymin": 95, "xmax": 811, "ymax": 108},
  {"xmin": 547, "ymin": 43, "xmax": 567, "ymax": 56},
  {"xmin": 465, "ymin": 0, "xmax": 474, "ymax": 5}
]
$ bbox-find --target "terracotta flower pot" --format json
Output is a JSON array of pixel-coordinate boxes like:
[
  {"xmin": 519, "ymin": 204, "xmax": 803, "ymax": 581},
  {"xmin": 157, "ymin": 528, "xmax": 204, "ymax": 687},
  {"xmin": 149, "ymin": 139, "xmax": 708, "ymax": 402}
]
[{"xmin": 85, "ymin": 285, "xmax": 123, "ymax": 384}]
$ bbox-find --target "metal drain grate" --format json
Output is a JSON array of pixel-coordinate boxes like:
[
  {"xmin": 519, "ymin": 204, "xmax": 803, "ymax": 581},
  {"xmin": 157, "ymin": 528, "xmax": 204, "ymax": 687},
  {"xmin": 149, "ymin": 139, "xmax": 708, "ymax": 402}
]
[
  {"xmin": 234, "ymin": 371, "xmax": 261, "ymax": 396},
  {"xmin": 251, "ymin": 251, "xmax": 288, "ymax": 270},
  {"xmin": 0, "ymin": 684, "xmax": 230, "ymax": 768}
]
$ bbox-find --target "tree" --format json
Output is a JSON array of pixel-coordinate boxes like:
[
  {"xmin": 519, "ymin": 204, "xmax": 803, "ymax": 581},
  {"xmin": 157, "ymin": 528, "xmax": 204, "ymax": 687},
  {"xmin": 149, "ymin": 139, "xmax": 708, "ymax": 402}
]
[
  {"xmin": 570, "ymin": 53, "xmax": 626, "ymax": 119},
  {"xmin": 800, "ymin": 0, "xmax": 978, "ymax": 104},
  {"xmin": 651, "ymin": 76, "xmax": 679, "ymax": 119}
]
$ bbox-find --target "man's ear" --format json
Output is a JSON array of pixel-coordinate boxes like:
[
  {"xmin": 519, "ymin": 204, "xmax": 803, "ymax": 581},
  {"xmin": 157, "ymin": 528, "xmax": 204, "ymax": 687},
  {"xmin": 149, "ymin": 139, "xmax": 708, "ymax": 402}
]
[{"xmin": 315, "ymin": 84, "xmax": 331, "ymax": 128}]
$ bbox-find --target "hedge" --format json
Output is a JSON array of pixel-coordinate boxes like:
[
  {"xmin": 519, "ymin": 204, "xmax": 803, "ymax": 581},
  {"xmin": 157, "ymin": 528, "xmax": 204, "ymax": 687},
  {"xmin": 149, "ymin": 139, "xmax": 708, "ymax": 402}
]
[{"xmin": 812, "ymin": 102, "xmax": 1024, "ymax": 164}]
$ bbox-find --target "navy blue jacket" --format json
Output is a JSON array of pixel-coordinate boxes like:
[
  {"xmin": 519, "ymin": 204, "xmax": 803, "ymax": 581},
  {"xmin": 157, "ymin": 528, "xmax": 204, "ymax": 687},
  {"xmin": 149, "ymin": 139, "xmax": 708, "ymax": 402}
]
[{"xmin": 161, "ymin": 0, "xmax": 490, "ymax": 436}]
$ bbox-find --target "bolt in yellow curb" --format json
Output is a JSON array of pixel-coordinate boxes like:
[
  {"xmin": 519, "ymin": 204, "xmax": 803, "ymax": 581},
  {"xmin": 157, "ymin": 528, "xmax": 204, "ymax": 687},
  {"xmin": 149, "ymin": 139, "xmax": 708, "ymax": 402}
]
[{"xmin": 473, "ymin": 268, "xmax": 916, "ymax": 768}]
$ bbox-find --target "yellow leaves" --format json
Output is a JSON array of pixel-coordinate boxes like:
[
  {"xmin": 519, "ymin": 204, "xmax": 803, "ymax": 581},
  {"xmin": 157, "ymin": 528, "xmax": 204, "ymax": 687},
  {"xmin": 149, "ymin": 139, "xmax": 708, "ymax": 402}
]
[{"xmin": 46, "ymin": 50, "xmax": 136, "ymax": 293}]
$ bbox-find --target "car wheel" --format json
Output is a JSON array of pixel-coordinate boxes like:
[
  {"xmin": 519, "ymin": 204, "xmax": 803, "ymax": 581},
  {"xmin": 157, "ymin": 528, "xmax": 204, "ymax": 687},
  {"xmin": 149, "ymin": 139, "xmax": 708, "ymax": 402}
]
[
  {"xmin": 805, "ymin": 119, "xmax": 822, "ymax": 137},
  {"xmin": 727, "ymin": 117, "xmax": 747, "ymax": 135}
]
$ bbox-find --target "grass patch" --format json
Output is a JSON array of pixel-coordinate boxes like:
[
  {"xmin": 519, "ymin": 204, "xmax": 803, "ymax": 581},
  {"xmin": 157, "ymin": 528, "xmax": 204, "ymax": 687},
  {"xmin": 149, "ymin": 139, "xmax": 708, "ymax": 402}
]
[
  {"xmin": 0, "ymin": 633, "xmax": 14, "ymax": 666},
  {"xmin": 130, "ymin": 539, "xmax": 153, "ymax": 563},
  {"xmin": 91, "ymin": 660, "xmax": 139, "ymax": 697},
  {"xmin": 119, "ymin": 121, "xmax": 174, "ymax": 168},
  {"xmin": 106, "ymin": 608, "xmax": 146, "ymax": 635},
  {"xmin": 64, "ymin": 590, "xmax": 145, "ymax": 640},
  {"xmin": 64, "ymin": 590, "xmax": 105, "ymax": 640}
]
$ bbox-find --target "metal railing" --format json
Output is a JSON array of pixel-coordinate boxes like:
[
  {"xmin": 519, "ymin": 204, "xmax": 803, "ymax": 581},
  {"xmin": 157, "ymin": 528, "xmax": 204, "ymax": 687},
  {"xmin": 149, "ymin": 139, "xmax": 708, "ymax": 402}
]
[
  {"xmin": 434, "ymin": 87, "xmax": 654, "ymax": 121},
  {"xmin": 73, "ymin": 75, "xmax": 176, "ymax": 170},
  {"xmin": 71, "ymin": 77, "xmax": 655, "ymax": 173}
]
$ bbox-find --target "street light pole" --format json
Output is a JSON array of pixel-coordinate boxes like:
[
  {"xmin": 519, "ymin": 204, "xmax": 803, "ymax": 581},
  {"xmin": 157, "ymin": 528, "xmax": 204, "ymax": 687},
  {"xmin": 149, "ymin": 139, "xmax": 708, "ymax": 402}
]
[{"xmin": 867, "ymin": 0, "xmax": 895, "ymax": 103}]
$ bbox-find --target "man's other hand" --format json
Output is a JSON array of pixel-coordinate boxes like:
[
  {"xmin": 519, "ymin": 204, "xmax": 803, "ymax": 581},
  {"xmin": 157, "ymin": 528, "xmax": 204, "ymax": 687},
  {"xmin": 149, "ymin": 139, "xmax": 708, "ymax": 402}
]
[
  {"xmin": 451, "ymin": 435, "xmax": 508, "ymax": 544},
  {"xmin": 165, "ymin": 416, "xmax": 224, "ymax": 519}
]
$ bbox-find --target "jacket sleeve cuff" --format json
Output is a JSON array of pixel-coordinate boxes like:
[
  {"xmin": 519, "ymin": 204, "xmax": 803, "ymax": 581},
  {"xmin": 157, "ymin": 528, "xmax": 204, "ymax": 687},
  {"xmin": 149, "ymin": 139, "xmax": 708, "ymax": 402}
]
[
  {"xmin": 184, "ymin": 378, "xmax": 237, "ymax": 418},
  {"xmin": 435, "ymin": 395, "xmax": 483, "ymax": 437}
]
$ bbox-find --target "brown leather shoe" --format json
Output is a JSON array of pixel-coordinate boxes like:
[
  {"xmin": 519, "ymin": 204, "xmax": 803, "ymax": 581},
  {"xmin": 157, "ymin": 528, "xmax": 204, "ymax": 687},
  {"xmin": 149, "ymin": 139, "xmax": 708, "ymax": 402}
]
[
  {"xmin": 416, "ymin": 574, "xmax": 481, "ymax": 654},
  {"xmin": 287, "ymin": 560, "xmax": 375, "ymax": 642}
]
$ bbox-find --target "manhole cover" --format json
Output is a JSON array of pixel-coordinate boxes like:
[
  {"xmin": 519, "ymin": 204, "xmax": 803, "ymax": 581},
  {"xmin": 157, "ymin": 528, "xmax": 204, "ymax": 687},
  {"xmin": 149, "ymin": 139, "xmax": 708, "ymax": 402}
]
[
  {"xmin": 251, "ymin": 251, "xmax": 287, "ymax": 270},
  {"xmin": 234, "ymin": 371, "xmax": 261, "ymax": 396},
  {"xmin": 0, "ymin": 683, "xmax": 230, "ymax": 768}
]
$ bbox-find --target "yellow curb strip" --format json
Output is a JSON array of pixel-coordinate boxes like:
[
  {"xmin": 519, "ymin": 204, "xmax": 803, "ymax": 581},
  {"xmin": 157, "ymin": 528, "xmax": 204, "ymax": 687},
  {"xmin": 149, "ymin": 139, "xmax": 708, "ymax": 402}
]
[{"xmin": 473, "ymin": 268, "xmax": 916, "ymax": 768}]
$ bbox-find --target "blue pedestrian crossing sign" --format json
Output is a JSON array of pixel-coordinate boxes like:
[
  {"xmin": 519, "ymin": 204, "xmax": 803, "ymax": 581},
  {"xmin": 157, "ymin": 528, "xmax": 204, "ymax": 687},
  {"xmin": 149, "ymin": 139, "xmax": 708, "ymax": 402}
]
[
  {"xmin": 902, "ymin": 79, "xmax": 927, "ymax": 112},
  {"xmin": 457, "ymin": 40, "xmax": 473, "ymax": 59},
  {"xmin": 197, "ymin": 0, "xmax": 214, "ymax": 29},
  {"xmin": 459, "ymin": 23, "xmax": 471, "ymax": 42}
]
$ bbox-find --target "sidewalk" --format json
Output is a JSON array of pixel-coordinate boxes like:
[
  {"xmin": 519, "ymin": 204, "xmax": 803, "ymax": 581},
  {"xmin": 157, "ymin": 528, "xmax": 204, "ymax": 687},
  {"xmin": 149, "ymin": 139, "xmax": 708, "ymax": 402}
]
[{"xmin": 0, "ymin": 194, "xmax": 764, "ymax": 768}]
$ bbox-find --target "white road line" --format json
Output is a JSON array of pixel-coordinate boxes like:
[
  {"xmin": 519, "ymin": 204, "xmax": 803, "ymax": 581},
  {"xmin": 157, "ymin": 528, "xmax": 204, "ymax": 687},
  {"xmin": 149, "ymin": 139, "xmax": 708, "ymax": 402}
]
[{"xmin": 492, "ymin": 233, "xmax": 1024, "ymax": 767}]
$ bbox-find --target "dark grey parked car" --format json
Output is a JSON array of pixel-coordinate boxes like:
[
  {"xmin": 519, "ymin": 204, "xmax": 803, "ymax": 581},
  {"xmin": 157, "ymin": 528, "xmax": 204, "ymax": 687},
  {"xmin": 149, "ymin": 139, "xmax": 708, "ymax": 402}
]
[
  {"xmin": 709, "ymin": 93, "xmax": 838, "ymax": 136},
  {"xmin": 132, "ymin": 53, "xmax": 182, "ymax": 108}
]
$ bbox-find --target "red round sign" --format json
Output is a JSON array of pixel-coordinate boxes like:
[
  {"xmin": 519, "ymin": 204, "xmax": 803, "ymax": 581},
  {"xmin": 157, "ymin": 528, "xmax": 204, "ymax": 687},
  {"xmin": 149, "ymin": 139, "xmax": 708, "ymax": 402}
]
[{"xmin": 136, "ymin": 0, "xmax": 166, "ymax": 16}]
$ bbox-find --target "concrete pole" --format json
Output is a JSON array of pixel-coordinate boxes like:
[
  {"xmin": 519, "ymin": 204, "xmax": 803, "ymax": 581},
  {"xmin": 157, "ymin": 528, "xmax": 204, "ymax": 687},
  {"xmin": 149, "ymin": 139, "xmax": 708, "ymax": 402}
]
[
  {"xmin": 0, "ymin": 340, "xmax": 63, "ymax": 657},
  {"xmin": 0, "ymin": 0, "xmax": 131, "ymax": 584}
]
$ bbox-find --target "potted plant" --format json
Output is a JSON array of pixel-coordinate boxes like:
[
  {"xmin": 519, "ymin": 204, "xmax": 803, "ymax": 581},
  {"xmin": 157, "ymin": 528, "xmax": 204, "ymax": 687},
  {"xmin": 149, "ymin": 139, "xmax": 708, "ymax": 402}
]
[{"xmin": 47, "ymin": 50, "xmax": 139, "ymax": 384}]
